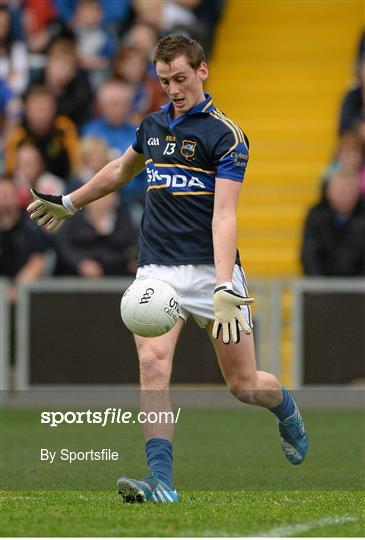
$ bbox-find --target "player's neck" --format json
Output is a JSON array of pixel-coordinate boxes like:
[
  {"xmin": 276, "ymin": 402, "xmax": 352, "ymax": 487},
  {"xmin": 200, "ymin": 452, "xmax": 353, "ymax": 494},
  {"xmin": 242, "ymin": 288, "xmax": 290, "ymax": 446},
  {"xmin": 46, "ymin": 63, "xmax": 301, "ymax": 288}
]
[{"xmin": 172, "ymin": 93, "xmax": 207, "ymax": 119}]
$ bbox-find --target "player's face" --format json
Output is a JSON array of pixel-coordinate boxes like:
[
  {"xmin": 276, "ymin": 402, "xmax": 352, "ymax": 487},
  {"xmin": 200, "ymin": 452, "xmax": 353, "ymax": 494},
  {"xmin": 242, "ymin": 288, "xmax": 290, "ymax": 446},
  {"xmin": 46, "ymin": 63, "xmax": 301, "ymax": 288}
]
[{"xmin": 156, "ymin": 55, "xmax": 208, "ymax": 118}]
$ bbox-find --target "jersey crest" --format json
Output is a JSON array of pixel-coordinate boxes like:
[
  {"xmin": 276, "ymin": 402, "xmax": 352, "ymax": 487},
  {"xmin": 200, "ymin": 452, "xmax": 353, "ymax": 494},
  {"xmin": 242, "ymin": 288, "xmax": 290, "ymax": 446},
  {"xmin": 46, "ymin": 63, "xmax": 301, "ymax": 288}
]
[{"xmin": 180, "ymin": 139, "xmax": 196, "ymax": 160}]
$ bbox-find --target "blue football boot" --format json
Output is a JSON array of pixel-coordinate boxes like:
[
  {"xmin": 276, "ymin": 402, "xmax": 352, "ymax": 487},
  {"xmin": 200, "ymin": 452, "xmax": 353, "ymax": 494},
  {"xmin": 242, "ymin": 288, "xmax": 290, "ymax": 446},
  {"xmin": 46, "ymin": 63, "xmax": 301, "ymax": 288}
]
[
  {"xmin": 277, "ymin": 401, "xmax": 308, "ymax": 465},
  {"xmin": 117, "ymin": 475, "xmax": 178, "ymax": 503}
]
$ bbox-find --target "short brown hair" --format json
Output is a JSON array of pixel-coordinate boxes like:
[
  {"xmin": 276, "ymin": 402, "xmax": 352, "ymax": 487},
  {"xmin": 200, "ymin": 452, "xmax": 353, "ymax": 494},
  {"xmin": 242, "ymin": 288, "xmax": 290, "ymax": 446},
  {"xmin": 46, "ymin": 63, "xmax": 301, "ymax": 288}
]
[
  {"xmin": 152, "ymin": 35, "xmax": 205, "ymax": 70},
  {"xmin": 24, "ymin": 85, "xmax": 55, "ymax": 102},
  {"xmin": 48, "ymin": 38, "xmax": 76, "ymax": 58},
  {"xmin": 114, "ymin": 44, "xmax": 148, "ymax": 64}
]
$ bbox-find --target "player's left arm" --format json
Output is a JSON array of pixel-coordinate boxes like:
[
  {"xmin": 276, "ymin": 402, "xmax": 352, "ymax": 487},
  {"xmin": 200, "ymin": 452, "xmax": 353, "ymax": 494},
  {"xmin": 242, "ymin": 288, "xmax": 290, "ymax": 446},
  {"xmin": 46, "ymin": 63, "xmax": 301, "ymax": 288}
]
[
  {"xmin": 212, "ymin": 178, "xmax": 240, "ymax": 285},
  {"xmin": 212, "ymin": 178, "xmax": 254, "ymax": 344},
  {"xmin": 211, "ymin": 123, "xmax": 254, "ymax": 344}
]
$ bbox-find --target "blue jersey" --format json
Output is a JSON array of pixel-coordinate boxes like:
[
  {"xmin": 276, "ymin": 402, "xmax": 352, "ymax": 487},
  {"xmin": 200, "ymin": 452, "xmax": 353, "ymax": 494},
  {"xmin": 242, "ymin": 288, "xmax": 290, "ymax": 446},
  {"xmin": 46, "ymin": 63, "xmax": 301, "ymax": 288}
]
[{"xmin": 132, "ymin": 94, "xmax": 249, "ymax": 266}]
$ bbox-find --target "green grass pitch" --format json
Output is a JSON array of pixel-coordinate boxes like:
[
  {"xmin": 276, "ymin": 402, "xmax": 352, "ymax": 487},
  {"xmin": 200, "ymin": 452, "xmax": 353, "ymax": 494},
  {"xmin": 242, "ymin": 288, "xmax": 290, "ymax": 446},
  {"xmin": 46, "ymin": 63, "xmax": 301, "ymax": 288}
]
[{"xmin": 1, "ymin": 407, "xmax": 364, "ymax": 536}]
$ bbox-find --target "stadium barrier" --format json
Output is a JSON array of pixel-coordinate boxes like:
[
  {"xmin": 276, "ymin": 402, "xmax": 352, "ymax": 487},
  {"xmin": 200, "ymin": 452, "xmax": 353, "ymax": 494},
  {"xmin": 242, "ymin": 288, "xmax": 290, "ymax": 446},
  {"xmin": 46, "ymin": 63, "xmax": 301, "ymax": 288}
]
[
  {"xmin": 0, "ymin": 277, "xmax": 364, "ymax": 391},
  {"xmin": 10, "ymin": 278, "xmax": 267, "ymax": 390},
  {"xmin": 292, "ymin": 278, "xmax": 365, "ymax": 387},
  {"xmin": 0, "ymin": 279, "xmax": 10, "ymax": 391}
]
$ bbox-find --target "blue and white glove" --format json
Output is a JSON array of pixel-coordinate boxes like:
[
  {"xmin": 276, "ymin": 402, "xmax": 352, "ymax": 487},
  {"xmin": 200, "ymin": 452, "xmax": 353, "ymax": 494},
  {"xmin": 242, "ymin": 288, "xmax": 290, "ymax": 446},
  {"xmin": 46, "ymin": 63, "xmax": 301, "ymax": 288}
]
[
  {"xmin": 27, "ymin": 189, "xmax": 79, "ymax": 231},
  {"xmin": 212, "ymin": 283, "xmax": 254, "ymax": 344}
]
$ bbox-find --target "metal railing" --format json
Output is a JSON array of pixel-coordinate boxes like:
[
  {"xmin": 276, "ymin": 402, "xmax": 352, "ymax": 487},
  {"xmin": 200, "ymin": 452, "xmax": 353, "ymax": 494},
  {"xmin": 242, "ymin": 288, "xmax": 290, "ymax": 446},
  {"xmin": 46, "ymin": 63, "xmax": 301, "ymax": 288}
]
[{"xmin": 1, "ymin": 276, "xmax": 364, "ymax": 391}]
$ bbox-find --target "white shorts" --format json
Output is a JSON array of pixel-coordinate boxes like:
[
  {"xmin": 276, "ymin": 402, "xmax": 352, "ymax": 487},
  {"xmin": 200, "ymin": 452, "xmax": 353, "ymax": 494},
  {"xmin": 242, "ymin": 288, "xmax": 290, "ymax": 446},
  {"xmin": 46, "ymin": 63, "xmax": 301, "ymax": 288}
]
[{"xmin": 136, "ymin": 264, "xmax": 252, "ymax": 329}]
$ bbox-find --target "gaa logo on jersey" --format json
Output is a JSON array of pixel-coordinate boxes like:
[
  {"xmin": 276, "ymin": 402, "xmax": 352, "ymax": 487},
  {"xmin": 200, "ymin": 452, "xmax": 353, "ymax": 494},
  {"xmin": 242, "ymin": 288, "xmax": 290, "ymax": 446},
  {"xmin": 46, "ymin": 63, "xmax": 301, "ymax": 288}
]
[
  {"xmin": 180, "ymin": 140, "xmax": 196, "ymax": 160},
  {"xmin": 148, "ymin": 137, "xmax": 160, "ymax": 146}
]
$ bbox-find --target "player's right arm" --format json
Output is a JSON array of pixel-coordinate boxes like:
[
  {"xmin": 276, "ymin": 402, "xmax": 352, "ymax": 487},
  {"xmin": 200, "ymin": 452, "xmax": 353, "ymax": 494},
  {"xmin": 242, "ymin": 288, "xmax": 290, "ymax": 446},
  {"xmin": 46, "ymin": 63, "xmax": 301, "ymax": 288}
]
[
  {"xmin": 27, "ymin": 146, "xmax": 145, "ymax": 231},
  {"xmin": 67, "ymin": 146, "xmax": 145, "ymax": 208}
]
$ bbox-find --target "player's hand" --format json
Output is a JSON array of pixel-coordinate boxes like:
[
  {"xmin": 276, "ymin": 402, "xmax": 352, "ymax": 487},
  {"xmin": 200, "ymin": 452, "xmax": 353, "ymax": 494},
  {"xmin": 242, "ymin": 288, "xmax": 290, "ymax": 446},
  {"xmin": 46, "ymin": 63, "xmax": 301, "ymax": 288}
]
[
  {"xmin": 27, "ymin": 189, "xmax": 78, "ymax": 231},
  {"xmin": 212, "ymin": 284, "xmax": 254, "ymax": 344}
]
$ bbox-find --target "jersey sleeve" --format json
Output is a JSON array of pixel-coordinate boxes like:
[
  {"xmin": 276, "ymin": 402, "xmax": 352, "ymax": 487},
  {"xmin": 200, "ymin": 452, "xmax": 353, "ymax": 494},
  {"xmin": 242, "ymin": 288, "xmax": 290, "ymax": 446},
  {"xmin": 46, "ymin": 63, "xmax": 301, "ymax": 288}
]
[
  {"xmin": 131, "ymin": 119, "xmax": 145, "ymax": 154},
  {"xmin": 213, "ymin": 129, "xmax": 249, "ymax": 182}
]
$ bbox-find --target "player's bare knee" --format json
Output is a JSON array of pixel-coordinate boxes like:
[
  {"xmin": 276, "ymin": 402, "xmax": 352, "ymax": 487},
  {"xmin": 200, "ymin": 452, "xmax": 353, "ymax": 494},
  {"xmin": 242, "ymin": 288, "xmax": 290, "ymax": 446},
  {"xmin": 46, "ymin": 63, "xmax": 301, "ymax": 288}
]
[
  {"xmin": 229, "ymin": 378, "xmax": 259, "ymax": 405},
  {"xmin": 138, "ymin": 347, "xmax": 171, "ymax": 389}
]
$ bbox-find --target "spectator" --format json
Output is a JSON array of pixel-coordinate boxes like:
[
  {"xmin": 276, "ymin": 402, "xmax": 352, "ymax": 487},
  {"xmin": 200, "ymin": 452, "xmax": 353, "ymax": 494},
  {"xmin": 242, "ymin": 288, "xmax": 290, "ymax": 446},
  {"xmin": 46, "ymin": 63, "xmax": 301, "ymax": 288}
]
[
  {"xmin": 0, "ymin": 177, "xmax": 54, "ymax": 366},
  {"xmin": 6, "ymin": 85, "xmax": 80, "ymax": 180},
  {"xmin": 78, "ymin": 136, "xmax": 109, "ymax": 183},
  {"xmin": 162, "ymin": 0, "xmax": 199, "ymax": 31},
  {"xmin": 35, "ymin": 37, "xmax": 93, "ymax": 128},
  {"xmin": 55, "ymin": 192, "xmax": 138, "ymax": 277},
  {"xmin": 2, "ymin": 0, "xmax": 24, "ymax": 41},
  {"xmin": 1, "ymin": 80, "xmax": 22, "ymax": 177},
  {"xmin": 131, "ymin": 0, "xmax": 208, "ymax": 45},
  {"xmin": 125, "ymin": 21, "xmax": 159, "ymax": 55},
  {"xmin": 0, "ymin": 5, "xmax": 29, "ymax": 95},
  {"xmin": 339, "ymin": 57, "xmax": 365, "ymax": 135},
  {"xmin": 82, "ymin": 79, "xmax": 135, "ymax": 159},
  {"xmin": 0, "ymin": 79, "xmax": 22, "ymax": 140},
  {"xmin": 13, "ymin": 143, "xmax": 66, "ymax": 209},
  {"xmin": 161, "ymin": 1, "xmax": 206, "ymax": 43},
  {"xmin": 0, "ymin": 179, "xmax": 53, "ymax": 299},
  {"xmin": 82, "ymin": 79, "xmax": 146, "ymax": 224},
  {"xmin": 54, "ymin": 0, "xmax": 131, "ymax": 26},
  {"xmin": 301, "ymin": 169, "xmax": 365, "ymax": 276},
  {"xmin": 112, "ymin": 45, "xmax": 165, "ymax": 122},
  {"xmin": 132, "ymin": 0, "xmax": 163, "ymax": 30},
  {"xmin": 322, "ymin": 128, "xmax": 364, "ymax": 190},
  {"xmin": 193, "ymin": 0, "xmax": 226, "ymax": 57},
  {"xmin": 23, "ymin": 0, "xmax": 58, "ymax": 41},
  {"xmin": 23, "ymin": 0, "xmax": 74, "ymax": 77},
  {"xmin": 72, "ymin": 0, "xmax": 117, "ymax": 88}
]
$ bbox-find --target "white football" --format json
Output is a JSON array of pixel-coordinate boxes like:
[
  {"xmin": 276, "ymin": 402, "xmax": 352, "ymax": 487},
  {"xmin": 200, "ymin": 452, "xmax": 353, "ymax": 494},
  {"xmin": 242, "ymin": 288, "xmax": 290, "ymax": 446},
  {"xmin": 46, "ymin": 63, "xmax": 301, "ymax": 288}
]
[{"xmin": 120, "ymin": 278, "xmax": 181, "ymax": 337}]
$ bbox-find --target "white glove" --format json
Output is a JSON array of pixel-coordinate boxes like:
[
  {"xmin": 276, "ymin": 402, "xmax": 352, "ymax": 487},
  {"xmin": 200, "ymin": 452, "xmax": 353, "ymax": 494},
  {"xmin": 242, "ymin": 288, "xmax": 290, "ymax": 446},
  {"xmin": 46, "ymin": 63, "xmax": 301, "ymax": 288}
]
[
  {"xmin": 27, "ymin": 189, "xmax": 78, "ymax": 231},
  {"xmin": 212, "ymin": 283, "xmax": 254, "ymax": 344}
]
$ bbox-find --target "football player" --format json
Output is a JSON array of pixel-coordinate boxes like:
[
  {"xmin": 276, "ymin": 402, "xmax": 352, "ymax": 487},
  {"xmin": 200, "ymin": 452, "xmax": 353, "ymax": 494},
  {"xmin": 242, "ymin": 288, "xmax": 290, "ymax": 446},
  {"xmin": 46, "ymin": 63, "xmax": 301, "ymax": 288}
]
[{"xmin": 28, "ymin": 35, "xmax": 308, "ymax": 503}]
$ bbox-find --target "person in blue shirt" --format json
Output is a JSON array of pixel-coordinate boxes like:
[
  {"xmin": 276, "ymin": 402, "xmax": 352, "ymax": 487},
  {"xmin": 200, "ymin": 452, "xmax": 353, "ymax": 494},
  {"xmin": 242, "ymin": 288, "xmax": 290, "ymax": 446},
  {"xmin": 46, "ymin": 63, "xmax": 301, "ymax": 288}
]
[
  {"xmin": 54, "ymin": 0, "xmax": 130, "ymax": 25},
  {"xmin": 82, "ymin": 78, "xmax": 146, "ymax": 224},
  {"xmin": 72, "ymin": 0, "xmax": 117, "ymax": 88},
  {"xmin": 82, "ymin": 79, "xmax": 136, "ymax": 158},
  {"xmin": 27, "ymin": 35, "xmax": 308, "ymax": 503}
]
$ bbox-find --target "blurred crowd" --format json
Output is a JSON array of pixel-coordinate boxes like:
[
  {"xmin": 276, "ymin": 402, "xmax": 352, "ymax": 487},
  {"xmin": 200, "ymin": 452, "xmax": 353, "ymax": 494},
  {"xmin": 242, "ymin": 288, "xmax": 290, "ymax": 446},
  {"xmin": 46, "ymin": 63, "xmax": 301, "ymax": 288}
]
[
  {"xmin": 301, "ymin": 30, "xmax": 365, "ymax": 277},
  {"xmin": 0, "ymin": 0, "xmax": 225, "ymax": 295},
  {"xmin": 1, "ymin": 4, "xmax": 364, "ymax": 300}
]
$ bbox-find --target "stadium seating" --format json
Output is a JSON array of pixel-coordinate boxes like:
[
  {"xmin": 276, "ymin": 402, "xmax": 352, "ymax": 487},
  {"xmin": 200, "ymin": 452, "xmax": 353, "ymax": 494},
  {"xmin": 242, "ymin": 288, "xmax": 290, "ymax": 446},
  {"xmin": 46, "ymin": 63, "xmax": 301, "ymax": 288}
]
[{"xmin": 209, "ymin": 0, "xmax": 363, "ymax": 278}]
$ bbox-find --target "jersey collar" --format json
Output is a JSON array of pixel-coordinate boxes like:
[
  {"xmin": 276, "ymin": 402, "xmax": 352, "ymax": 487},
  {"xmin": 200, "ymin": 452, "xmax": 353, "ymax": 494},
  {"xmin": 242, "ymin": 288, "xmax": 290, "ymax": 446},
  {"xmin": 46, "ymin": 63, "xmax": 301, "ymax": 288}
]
[{"xmin": 161, "ymin": 93, "xmax": 215, "ymax": 128}]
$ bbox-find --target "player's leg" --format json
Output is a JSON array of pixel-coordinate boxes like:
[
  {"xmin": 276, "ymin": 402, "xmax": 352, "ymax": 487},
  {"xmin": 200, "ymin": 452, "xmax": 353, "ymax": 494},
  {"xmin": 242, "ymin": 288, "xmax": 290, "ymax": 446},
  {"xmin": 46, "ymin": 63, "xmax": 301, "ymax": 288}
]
[
  {"xmin": 136, "ymin": 316, "xmax": 184, "ymax": 443},
  {"xmin": 117, "ymin": 317, "xmax": 184, "ymax": 503},
  {"xmin": 207, "ymin": 324, "xmax": 281, "ymax": 406},
  {"xmin": 207, "ymin": 323, "xmax": 308, "ymax": 464}
]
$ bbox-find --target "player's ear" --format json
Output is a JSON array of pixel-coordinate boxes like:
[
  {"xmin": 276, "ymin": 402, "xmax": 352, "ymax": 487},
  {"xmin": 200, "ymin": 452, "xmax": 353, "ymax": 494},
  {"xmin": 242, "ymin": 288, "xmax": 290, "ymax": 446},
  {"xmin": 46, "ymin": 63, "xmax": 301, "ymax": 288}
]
[{"xmin": 198, "ymin": 62, "xmax": 208, "ymax": 81}]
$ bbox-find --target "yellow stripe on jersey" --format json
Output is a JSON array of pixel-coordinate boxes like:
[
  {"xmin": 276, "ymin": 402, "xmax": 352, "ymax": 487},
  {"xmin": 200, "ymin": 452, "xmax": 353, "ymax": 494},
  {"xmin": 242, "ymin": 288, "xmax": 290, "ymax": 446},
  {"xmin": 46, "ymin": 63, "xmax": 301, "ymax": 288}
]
[
  {"xmin": 153, "ymin": 163, "xmax": 215, "ymax": 174},
  {"xmin": 212, "ymin": 108, "xmax": 249, "ymax": 154},
  {"xmin": 148, "ymin": 185, "xmax": 214, "ymax": 195},
  {"xmin": 213, "ymin": 109, "xmax": 243, "ymax": 143},
  {"xmin": 202, "ymin": 98, "xmax": 213, "ymax": 112},
  {"xmin": 145, "ymin": 159, "xmax": 153, "ymax": 164},
  {"xmin": 210, "ymin": 110, "xmax": 238, "ymax": 157},
  {"xmin": 215, "ymin": 108, "xmax": 246, "ymax": 145},
  {"xmin": 147, "ymin": 184, "xmax": 167, "ymax": 191},
  {"xmin": 210, "ymin": 110, "xmax": 249, "ymax": 157},
  {"xmin": 173, "ymin": 191, "xmax": 214, "ymax": 196}
]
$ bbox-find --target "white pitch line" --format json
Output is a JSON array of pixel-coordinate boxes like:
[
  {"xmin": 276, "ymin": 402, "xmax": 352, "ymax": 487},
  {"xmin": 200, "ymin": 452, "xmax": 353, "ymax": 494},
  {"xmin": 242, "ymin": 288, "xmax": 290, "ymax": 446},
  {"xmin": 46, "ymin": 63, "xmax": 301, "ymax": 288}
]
[
  {"xmin": 160, "ymin": 516, "xmax": 361, "ymax": 538},
  {"xmin": 0, "ymin": 496, "xmax": 33, "ymax": 500},
  {"xmin": 254, "ymin": 515, "xmax": 359, "ymax": 537}
]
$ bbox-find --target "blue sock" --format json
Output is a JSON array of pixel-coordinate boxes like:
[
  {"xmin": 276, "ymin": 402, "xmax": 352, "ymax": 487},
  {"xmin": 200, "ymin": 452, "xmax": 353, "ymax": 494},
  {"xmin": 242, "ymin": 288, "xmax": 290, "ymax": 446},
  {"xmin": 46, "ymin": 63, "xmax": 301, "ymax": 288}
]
[
  {"xmin": 146, "ymin": 437, "xmax": 173, "ymax": 489},
  {"xmin": 269, "ymin": 387, "xmax": 295, "ymax": 422}
]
